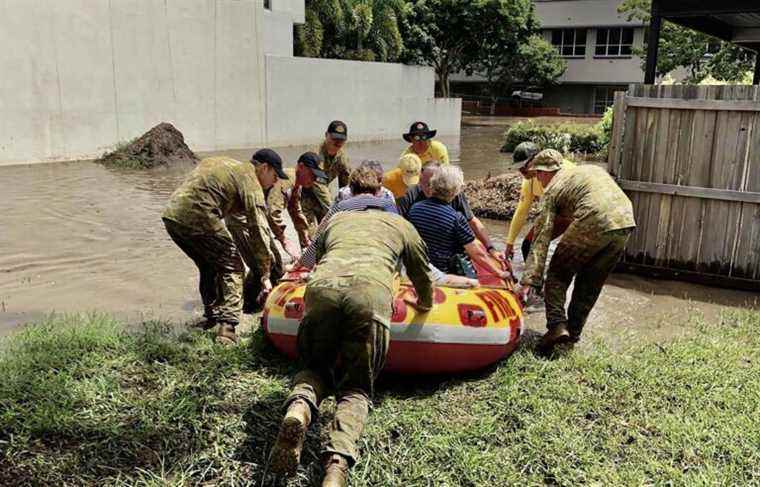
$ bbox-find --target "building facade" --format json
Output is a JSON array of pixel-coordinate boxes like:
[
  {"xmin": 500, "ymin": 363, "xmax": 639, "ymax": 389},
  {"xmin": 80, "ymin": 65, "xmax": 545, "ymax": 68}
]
[{"xmin": 536, "ymin": 0, "xmax": 646, "ymax": 114}]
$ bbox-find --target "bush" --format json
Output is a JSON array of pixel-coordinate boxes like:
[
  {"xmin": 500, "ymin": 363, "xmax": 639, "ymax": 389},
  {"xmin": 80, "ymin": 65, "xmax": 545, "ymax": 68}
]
[
  {"xmin": 501, "ymin": 121, "xmax": 603, "ymax": 155},
  {"xmin": 597, "ymin": 105, "xmax": 614, "ymax": 151}
]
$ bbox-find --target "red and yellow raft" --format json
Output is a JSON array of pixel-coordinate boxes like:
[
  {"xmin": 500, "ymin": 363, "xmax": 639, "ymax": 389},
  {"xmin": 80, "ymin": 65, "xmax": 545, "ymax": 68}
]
[{"xmin": 262, "ymin": 256, "xmax": 523, "ymax": 374}]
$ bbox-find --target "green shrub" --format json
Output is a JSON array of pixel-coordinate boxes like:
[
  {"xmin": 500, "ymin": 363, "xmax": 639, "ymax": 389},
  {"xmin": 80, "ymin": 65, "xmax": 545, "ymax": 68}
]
[
  {"xmin": 501, "ymin": 121, "xmax": 603, "ymax": 154},
  {"xmin": 597, "ymin": 105, "xmax": 614, "ymax": 151}
]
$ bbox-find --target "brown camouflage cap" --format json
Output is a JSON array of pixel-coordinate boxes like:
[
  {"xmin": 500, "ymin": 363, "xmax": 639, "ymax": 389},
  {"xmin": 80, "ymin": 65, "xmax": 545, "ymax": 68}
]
[{"xmin": 528, "ymin": 149, "xmax": 563, "ymax": 172}]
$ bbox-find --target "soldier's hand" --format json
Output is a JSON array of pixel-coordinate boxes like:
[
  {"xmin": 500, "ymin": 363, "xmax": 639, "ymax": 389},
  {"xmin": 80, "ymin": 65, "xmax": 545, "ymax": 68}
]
[
  {"xmin": 404, "ymin": 296, "xmax": 432, "ymax": 313},
  {"xmin": 488, "ymin": 246, "xmax": 505, "ymax": 261}
]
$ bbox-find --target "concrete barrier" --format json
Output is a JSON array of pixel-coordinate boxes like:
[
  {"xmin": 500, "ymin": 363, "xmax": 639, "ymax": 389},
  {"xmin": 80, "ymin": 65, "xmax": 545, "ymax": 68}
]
[
  {"xmin": 265, "ymin": 55, "xmax": 461, "ymax": 146},
  {"xmin": 0, "ymin": 0, "xmax": 460, "ymax": 165}
]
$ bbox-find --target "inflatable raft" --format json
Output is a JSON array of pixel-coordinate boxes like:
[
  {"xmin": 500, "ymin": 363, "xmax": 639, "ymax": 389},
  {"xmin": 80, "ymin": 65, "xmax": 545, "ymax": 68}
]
[{"xmin": 262, "ymin": 256, "xmax": 523, "ymax": 374}]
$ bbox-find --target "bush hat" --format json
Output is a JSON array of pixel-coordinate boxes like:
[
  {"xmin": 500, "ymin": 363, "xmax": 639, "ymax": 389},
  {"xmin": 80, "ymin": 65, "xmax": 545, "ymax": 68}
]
[{"xmin": 403, "ymin": 121, "xmax": 437, "ymax": 143}]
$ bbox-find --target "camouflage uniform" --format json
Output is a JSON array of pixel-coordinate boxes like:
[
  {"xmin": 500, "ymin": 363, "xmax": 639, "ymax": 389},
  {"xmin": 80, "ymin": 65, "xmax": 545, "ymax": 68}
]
[
  {"xmin": 265, "ymin": 168, "xmax": 309, "ymax": 246},
  {"xmin": 285, "ymin": 210, "xmax": 433, "ymax": 465},
  {"xmin": 298, "ymin": 143, "xmax": 351, "ymax": 237},
  {"xmin": 522, "ymin": 164, "xmax": 635, "ymax": 338},
  {"xmin": 162, "ymin": 156, "xmax": 273, "ymax": 325}
]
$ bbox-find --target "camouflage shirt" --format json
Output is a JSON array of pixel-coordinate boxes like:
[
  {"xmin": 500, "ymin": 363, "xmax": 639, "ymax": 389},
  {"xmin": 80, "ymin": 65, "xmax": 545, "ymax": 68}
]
[
  {"xmin": 162, "ymin": 156, "xmax": 272, "ymax": 277},
  {"xmin": 522, "ymin": 165, "xmax": 636, "ymax": 287},
  {"xmin": 306, "ymin": 142, "xmax": 352, "ymax": 212},
  {"xmin": 310, "ymin": 210, "xmax": 434, "ymax": 310},
  {"xmin": 265, "ymin": 168, "xmax": 309, "ymax": 243}
]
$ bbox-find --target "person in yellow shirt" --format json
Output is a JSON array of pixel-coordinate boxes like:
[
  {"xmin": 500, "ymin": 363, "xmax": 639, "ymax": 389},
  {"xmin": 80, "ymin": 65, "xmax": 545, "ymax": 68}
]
[
  {"xmin": 506, "ymin": 142, "xmax": 574, "ymax": 261},
  {"xmin": 383, "ymin": 153, "xmax": 423, "ymax": 198},
  {"xmin": 401, "ymin": 121, "xmax": 450, "ymax": 165}
]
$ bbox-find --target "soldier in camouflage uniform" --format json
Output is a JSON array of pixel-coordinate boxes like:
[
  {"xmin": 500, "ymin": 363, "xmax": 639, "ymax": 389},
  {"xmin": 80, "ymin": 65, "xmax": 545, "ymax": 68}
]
[
  {"xmin": 162, "ymin": 156, "xmax": 273, "ymax": 344},
  {"xmin": 517, "ymin": 150, "xmax": 636, "ymax": 354},
  {"xmin": 296, "ymin": 121, "xmax": 352, "ymax": 242},
  {"xmin": 269, "ymin": 204, "xmax": 434, "ymax": 486}
]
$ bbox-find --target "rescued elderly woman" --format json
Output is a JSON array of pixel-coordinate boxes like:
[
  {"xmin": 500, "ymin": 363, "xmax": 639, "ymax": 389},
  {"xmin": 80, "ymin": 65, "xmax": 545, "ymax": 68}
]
[{"xmin": 407, "ymin": 165, "xmax": 508, "ymax": 279}]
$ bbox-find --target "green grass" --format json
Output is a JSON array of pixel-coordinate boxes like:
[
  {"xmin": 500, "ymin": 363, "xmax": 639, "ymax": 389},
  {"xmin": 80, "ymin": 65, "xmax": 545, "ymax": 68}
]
[{"xmin": 1, "ymin": 311, "xmax": 758, "ymax": 486}]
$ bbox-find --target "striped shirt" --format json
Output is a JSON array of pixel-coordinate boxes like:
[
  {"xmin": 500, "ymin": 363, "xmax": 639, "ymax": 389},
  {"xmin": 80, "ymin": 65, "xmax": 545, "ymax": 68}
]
[
  {"xmin": 407, "ymin": 198, "xmax": 475, "ymax": 273},
  {"xmin": 298, "ymin": 194, "xmax": 398, "ymax": 269}
]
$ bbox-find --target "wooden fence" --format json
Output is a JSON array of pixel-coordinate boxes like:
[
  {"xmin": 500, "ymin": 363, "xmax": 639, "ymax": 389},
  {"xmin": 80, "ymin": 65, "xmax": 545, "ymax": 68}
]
[{"xmin": 608, "ymin": 84, "xmax": 760, "ymax": 290}]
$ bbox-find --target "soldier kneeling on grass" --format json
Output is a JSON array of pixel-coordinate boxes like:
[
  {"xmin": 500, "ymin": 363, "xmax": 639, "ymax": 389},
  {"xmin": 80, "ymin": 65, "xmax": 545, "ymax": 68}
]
[
  {"xmin": 515, "ymin": 149, "xmax": 636, "ymax": 355},
  {"xmin": 268, "ymin": 168, "xmax": 434, "ymax": 486}
]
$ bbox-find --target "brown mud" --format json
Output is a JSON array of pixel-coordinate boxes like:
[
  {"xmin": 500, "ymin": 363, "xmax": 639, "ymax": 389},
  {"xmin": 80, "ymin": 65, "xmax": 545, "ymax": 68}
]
[
  {"xmin": 97, "ymin": 122, "xmax": 198, "ymax": 169},
  {"xmin": 464, "ymin": 173, "xmax": 538, "ymax": 221}
]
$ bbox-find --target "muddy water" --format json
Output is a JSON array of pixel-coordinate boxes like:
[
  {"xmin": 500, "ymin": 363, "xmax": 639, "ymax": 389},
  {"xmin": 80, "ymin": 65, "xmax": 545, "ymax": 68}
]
[{"xmin": 1, "ymin": 126, "xmax": 756, "ymax": 341}]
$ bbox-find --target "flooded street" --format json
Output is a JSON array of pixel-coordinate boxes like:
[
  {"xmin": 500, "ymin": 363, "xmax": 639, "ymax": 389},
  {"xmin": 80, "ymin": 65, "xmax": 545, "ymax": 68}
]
[{"xmin": 1, "ymin": 125, "xmax": 756, "ymax": 341}]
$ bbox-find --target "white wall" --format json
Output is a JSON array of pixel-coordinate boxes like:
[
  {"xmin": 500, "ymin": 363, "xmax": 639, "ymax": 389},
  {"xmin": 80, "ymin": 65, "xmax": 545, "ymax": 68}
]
[
  {"xmin": 265, "ymin": 56, "xmax": 460, "ymax": 146},
  {"xmin": 0, "ymin": 0, "xmax": 267, "ymax": 164},
  {"xmin": 0, "ymin": 0, "xmax": 460, "ymax": 165},
  {"xmin": 535, "ymin": 0, "xmax": 645, "ymax": 28}
]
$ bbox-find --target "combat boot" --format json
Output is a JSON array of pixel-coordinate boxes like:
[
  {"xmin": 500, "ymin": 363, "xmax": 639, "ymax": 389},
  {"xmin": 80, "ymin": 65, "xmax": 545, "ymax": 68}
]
[
  {"xmin": 537, "ymin": 323, "xmax": 571, "ymax": 356},
  {"xmin": 215, "ymin": 323, "xmax": 239, "ymax": 346},
  {"xmin": 322, "ymin": 454, "xmax": 349, "ymax": 487},
  {"xmin": 270, "ymin": 400, "xmax": 312, "ymax": 477}
]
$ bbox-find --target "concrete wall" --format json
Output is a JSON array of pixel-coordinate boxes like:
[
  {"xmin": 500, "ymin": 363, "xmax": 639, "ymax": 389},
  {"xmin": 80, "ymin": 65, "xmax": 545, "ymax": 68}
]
[
  {"xmin": 535, "ymin": 0, "xmax": 645, "ymax": 28},
  {"xmin": 0, "ymin": 0, "xmax": 267, "ymax": 164},
  {"xmin": 265, "ymin": 56, "xmax": 461, "ymax": 146},
  {"xmin": 0, "ymin": 0, "xmax": 460, "ymax": 165}
]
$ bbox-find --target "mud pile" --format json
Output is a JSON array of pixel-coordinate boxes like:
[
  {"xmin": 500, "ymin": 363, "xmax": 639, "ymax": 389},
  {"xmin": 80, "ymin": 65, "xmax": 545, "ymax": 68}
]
[
  {"xmin": 97, "ymin": 123, "xmax": 198, "ymax": 169},
  {"xmin": 463, "ymin": 173, "xmax": 538, "ymax": 221}
]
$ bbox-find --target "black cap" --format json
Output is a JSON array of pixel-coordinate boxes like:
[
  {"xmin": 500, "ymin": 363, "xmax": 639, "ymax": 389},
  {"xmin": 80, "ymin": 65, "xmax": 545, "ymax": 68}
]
[
  {"xmin": 251, "ymin": 148, "xmax": 288, "ymax": 180},
  {"xmin": 326, "ymin": 120, "xmax": 348, "ymax": 140},
  {"xmin": 297, "ymin": 152, "xmax": 328, "ymax": 183},
  {"xmin": 508, "ymin": 142, "xmax": 540, "ymax": 170},
  {"xmin": 403, "ymin": 121, "xmax": 437, "ymax": 142}
]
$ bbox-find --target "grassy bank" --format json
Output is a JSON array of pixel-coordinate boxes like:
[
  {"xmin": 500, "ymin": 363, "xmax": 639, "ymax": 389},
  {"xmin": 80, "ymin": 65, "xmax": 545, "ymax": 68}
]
[{"xmin": 1, "ymin": 312, "xmax": 758, "ymax": 486}]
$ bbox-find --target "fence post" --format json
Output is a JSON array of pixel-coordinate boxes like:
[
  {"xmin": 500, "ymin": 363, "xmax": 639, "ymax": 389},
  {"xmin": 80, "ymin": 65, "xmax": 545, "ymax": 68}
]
[{"xmin": 608, "ymin": 91, "xmax": 627, "ymax": 177}]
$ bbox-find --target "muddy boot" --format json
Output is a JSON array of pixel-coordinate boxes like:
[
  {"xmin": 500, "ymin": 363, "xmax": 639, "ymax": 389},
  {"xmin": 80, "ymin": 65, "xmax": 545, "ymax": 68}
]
[
  {"xmin": 537, "ymin": 323, "xmax": 571, "ymax": 356},
  {"xmin": 191, "ymin": 318, "xmax": 217, "ymax": 330},
  {"xmin": 215, "ymin": 323, "xmax": 239, "ymax": 346},
  {"xmin": 322, "ymin": 454, "xmax": 349, "ymax": 487},
  {"xmin": 270, "ymin": 400, "xmax": 312, "ymax": 477}
]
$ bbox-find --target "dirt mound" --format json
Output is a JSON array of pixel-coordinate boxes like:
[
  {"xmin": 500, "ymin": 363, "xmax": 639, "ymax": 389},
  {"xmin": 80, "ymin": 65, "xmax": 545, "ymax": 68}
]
[
  {"xmin": 463, "ymin": 173, "xmax": 538, "ymax": 221},
  {"xmin": 97, "ymin": 123, "xmax": 198, "ymax": 169}
]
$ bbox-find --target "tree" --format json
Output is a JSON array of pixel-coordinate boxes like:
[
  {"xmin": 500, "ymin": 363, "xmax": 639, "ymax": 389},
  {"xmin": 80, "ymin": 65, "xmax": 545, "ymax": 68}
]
[
  {"xmin": 618, "ymin": 0, "xmax": 755, "ymax": 83},
  {"xmin": 402, "ymin": 0, "xmax": 552, "ymax": 99},
  {"xmin": 294, "ymin": 0, "xmax": 406, "ymax": 63},
  {"xmin": 472, "ymin": 6, "xmax": 565, "ymax": 112}
]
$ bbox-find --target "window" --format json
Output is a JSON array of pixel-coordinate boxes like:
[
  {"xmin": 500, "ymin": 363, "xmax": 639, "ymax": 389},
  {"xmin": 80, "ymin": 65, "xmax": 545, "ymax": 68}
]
[
  {"xmin": 264, "ymin": 0, "xmax": 271, "ymax": 10},
  {"xmin": 550, "ymin": 29, "xmax": 587, "ymax": 57},
  {"xmin": 593, "ymin": 86, "xmax": 618, "ymax": 114},
  {"xmin": 595, "ymin": 28, "xmax": 634, "ymax": 57}
]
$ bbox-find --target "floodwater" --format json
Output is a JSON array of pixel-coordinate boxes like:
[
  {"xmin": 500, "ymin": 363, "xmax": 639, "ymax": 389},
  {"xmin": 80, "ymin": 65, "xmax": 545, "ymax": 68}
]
[{"xmin": 1, "ymin": 125, "xmax": 756, "ymax": 343}]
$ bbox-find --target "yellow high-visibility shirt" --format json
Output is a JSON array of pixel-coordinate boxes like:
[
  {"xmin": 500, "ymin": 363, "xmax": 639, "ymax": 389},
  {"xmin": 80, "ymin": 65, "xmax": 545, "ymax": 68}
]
[
  {"xmin": 506, "ymin": 159, "xmax": 576, "ymax": 245},
  {"xmin": 382, "ymin": 168, "xmax": 409, "ymax": 198},
  {"xmin": 401, "ymin": 140, "xmax": 450, "ymax": 165}
]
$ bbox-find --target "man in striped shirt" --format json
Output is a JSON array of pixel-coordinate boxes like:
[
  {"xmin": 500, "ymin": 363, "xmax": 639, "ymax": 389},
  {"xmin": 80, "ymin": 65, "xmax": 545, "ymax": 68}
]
[{"xmin": 407, "ymin": 165, "xmax": 509, "ymax": 279}]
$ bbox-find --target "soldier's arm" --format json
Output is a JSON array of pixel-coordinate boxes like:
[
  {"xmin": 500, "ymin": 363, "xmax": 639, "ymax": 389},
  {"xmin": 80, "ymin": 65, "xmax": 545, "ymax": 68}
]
[
  {"xmin": 402, "ymin": 223, "xmax": 434, "ymax": 311},
  {"xmin": 287, "ymin": 185, "xmax": 312, "ymax": 246},
  {"xmin": 310, "ymin": 182, "xmax": 333, "ymax": 214},
  {"xmin": 337, "ymin": 154, "xmax": 351, "ymax": 188},
  {"xmin": 238, "ymin": 176, "xmax": 273, "ymax": 281},
  {"xmin": 521, "ymin": 194, "xmax": 557, "ymax": 288},
  {"xmin": 266, "ymin": 188, "xmax": 287, "ymax": 243}
]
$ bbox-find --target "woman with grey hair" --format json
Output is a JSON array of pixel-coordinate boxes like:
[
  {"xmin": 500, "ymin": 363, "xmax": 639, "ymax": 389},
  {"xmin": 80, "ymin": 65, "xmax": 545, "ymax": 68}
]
[{"xmin": 408, "ymin": 165, "xmax": 509, "ymax": 279}]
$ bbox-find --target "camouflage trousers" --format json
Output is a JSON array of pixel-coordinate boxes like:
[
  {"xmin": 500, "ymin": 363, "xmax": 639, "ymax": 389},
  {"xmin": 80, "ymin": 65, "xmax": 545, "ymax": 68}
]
[
  {"xmin": 545, "ymin": 226, "xmax": 633, "ymax": 338},
  {"xmin": 285, "ymin": 277, "xmax": 392, "ymax": 465},
  {"xmin": 163, "ymin": 218, "xmax": 244, "ymax": 325}
]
